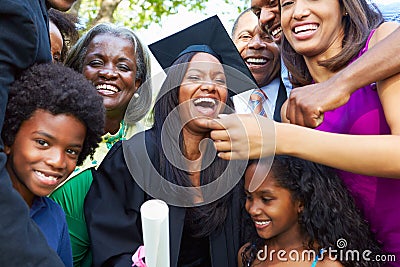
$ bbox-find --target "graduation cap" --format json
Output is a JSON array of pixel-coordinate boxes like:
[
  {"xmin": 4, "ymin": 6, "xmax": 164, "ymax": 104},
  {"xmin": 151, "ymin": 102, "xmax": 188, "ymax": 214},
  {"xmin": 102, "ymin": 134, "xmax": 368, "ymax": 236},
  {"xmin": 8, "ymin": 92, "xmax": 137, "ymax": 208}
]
[{"xmin": 149, "ymin": 15, "xmax": 257, "ymax": 96}]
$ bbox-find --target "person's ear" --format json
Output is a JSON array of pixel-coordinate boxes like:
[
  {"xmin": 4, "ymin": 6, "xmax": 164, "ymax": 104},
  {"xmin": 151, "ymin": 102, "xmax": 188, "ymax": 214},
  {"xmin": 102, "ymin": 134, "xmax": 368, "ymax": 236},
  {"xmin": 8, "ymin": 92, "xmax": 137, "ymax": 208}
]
[
  {"xmin": 342, "ymin": 7, "xmax": 349, "ymax": 17},
  {"xmin": 297, "ymin": 201, "xmax": 304, "ymax": 214},
  {"xmin": 4, "ymin": 145, "xmax": 11, "ymax": 155},
  {"xmin": 135, "ymin": 79, "xmax": 142, "ymax": 91}
]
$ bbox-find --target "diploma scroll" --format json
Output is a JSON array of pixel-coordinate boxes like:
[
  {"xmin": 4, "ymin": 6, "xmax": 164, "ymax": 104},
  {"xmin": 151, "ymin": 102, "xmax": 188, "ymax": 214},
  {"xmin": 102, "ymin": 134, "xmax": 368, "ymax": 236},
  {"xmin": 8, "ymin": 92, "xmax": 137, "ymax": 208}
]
[{"xmin": 140, "ymin": 199, "xmax": 170, "ymax": 267}]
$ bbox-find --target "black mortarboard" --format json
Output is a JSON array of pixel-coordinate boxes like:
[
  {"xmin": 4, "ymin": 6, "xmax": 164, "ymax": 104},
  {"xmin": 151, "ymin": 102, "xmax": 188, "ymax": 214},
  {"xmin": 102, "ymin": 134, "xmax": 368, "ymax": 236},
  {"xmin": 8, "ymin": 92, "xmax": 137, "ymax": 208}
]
[{"xmin": 149, "ymin": 15, "xmax": 257, "ymax": 96}]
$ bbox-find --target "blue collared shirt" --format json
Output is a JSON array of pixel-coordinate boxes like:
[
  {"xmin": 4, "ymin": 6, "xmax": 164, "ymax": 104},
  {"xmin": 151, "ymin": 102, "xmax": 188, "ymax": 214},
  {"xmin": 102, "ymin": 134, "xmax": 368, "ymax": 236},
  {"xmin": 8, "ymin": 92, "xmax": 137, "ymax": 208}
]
[{"xmin": 30, "ymin": 197, "xmax": 73, "ymax": 267}]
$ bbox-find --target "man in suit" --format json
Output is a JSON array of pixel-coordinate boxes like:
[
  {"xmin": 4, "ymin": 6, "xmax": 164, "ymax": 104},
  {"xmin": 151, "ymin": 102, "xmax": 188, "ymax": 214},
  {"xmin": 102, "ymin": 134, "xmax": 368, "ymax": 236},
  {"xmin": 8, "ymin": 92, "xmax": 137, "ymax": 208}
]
[
  {"xmin": 231, "ymin": 8, "xmax": 287, "ymax": 121},
  {"xmin": 0, "ymin": 0, "xmax": 75, "ymax": 265}
]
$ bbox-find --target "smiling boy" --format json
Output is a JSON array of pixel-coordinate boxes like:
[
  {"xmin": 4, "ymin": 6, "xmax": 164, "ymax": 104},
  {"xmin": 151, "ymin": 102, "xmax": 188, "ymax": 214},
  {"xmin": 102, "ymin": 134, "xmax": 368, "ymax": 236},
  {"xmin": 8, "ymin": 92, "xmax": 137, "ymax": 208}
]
[{"xmin": 2, "ymin": 63, "xmax": 104, "ymax": 266}]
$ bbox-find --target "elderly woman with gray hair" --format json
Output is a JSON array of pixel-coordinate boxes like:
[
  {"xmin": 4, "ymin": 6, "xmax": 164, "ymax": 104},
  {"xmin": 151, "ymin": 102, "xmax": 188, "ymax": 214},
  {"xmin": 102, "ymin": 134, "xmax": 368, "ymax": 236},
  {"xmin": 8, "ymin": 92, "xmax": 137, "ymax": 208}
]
[{"xmin": 50, "ymin": 23, "xmax": 152, "ymax": 267}]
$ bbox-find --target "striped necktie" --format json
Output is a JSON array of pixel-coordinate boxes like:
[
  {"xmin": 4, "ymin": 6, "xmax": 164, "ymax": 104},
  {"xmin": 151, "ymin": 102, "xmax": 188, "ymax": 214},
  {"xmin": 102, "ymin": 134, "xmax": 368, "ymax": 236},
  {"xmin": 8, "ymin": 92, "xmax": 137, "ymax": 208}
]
[{"xmin": 249, "ymin": 89, "xmax": 268, "ymax": 116}]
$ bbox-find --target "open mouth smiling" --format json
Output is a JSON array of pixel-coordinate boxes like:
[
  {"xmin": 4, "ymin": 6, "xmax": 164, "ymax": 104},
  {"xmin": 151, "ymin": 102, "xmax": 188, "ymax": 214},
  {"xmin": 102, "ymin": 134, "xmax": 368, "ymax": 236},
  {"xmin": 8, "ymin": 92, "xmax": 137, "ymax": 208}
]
[
  {"xmin": 245, "ymin": 57, "xmax": 268, "ymax": 66},
  {"xmin": 293, "ymin": 24, "xmax": 319, "ymax": 35},
  {"xmin": 254, "ymin": 219, "xmax": 272, "ymax": 229},
  {"xmin": 34, "ymin": 170, "xmax": 64, "ymax": 187},
  {"xmin": 270, "ymin": 26, "xmax": 282, "ymax": 39},
  {"xmin": 35, "ymin": 170, "xmax": 60, "ymax": 182},
  {"xmin": 96, "ymin": 84, "xmax": 120, "ymax": 95},
  {"xmin": 192, "ymin": 97, "xmax": 219, "ymax": 117}
]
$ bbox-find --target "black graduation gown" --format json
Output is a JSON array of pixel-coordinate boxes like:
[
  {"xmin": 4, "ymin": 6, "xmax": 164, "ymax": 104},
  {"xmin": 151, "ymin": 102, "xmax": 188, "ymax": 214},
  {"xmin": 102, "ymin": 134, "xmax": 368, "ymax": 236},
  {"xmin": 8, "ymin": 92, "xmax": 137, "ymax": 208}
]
[{"xmin": 85, "ymin": 130, "xmax": 245, "ymax": 267}]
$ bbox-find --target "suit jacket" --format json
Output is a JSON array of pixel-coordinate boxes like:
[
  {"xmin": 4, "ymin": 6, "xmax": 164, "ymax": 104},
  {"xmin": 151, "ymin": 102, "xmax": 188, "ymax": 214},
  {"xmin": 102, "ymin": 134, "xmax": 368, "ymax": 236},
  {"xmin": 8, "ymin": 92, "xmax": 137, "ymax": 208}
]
[
  {"xmin": 85, "ymin": 131, "xmax": 246, "ymax": 267},
  {"xmin": 273, "ymin": 79, "xmax": 287, "ymax": 122},
  {"xmin": 0, "ymin": 0, "xmax": 61, "ymax": 266}
]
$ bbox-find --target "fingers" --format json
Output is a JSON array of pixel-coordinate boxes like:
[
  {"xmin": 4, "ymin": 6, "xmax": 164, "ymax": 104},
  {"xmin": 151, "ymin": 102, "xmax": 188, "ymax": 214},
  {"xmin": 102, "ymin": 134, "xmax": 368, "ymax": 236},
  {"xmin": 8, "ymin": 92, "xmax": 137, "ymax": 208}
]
[
  {"xmin": 210, "ymin": 129, "xmax": 229, "ymax": 142},
  {"xmin": 294, "ymin": 106, "xmax": 306, "ymax": 127},
  {"xmin": 286, "ymin": 92, "xmax": 298, "ymax": 124},
  {"xmin": 307, "ymin": 113, "xmax": 324, "ymax": 128},
  {"xmin": 212, "ymin": 139, "xmax": 232, "ymax": 152},
  {"xmin": 212, "ymin": 137, "xmax": 245, "ymax": 161},
  {"xmin": 298, "ymin": 104, "xmax": 323, "ymax": 128},
  {"xmin": 297, "ymin": 107, "xmax": 322, "ymax": 128},
  {"xmin": 287, "ymin": 89, "xmax": 305, "ymax": 126},
  {"xmin": 216, "ymin": 152, "xmax": 233, "ymax": 161},
  {"xmin": 197, "ymin": 114, "xmax": 239, "ymax": 131},
  {"xmin": 206, "ymin": 113, "xmax": 275, "ymax": 160},
  {"xmin": 286, "ymin": 88, "xmax": 324, "ymax": 128},
  {"xmin": 196, "ymin": 118, "xmax": 225, "ymax": 130}
]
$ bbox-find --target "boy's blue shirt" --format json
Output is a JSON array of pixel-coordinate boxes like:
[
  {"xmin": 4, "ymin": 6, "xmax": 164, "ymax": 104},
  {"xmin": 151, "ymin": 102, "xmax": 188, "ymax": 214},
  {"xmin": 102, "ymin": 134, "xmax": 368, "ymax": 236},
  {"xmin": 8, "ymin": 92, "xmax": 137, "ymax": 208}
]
[{"xmin": 30, "ymin": 197, "xmax": 73, "ymax": 267}]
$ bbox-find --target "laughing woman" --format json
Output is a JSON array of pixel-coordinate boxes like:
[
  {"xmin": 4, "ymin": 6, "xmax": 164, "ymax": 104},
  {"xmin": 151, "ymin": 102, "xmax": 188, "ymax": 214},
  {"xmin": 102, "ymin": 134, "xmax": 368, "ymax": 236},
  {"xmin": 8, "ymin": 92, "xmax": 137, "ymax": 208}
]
[
  {"xmin": 84, "ymin": 17, "xmax": 256, "ymax": 267},
  {"xmin": 49, "ymin": 23, "xmax": 152, "ymax": 267}
]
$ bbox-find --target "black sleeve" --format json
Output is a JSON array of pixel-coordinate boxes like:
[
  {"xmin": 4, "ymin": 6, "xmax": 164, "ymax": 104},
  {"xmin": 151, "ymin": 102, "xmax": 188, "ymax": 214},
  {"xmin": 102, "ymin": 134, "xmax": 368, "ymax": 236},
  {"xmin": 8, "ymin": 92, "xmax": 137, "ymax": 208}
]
[
  {"xmin": 0, "ymin": 0, "xmax": 39, "ymax": 128},
  {"xmin": 0, "ymin": 1, "xmax": 63, "ymax": 266},
  {"xmin": 85, "ymin": 141, "xmax": 146, "ymax": 267}
]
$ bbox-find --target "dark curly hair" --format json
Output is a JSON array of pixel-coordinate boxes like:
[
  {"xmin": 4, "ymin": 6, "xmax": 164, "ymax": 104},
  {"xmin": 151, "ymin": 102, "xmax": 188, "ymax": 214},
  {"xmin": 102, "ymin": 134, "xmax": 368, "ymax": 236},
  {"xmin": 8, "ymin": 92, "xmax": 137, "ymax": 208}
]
[
  {"xmin": 2, "ymin": 63, "xmax": 104, "ymax": 166},
  {"xmin": 241, "ymin": 156, "xmax": 382, "ymax": 267},
  {"xmin": 48, "ymin": 8, "xmax": 79, "ymax": 62}
]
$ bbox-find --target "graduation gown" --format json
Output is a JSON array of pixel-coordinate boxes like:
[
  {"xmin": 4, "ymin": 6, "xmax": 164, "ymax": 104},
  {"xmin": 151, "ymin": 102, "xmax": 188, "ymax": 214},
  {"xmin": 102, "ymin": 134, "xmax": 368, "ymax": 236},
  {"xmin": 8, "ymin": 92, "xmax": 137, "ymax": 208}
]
[{"xmin": 85, "ymin": 130, "xmax": 245, "ymax": 267}]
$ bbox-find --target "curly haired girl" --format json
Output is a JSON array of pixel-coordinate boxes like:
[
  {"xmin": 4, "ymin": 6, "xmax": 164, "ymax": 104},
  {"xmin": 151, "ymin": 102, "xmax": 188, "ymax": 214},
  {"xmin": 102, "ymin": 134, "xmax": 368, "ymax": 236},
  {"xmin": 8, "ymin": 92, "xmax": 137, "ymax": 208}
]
[{"xmin": 240, "ymin": 156, "xmax": 382, "ymax": 267}]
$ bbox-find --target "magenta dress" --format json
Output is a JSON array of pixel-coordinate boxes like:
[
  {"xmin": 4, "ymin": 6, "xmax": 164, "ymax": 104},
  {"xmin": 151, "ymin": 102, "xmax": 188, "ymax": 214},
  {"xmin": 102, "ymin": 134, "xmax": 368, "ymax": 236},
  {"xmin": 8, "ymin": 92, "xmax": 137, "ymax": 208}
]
[{"xmin": 316, "ymin": 30, "xmax": 400, "ymax": 266}]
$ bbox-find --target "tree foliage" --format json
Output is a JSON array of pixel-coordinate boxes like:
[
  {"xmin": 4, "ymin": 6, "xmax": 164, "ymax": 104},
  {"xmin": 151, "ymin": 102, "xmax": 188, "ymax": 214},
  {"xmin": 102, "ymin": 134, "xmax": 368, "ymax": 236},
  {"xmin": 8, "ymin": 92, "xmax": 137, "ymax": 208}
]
[{"xmin": 71, "ymin": 0, "xmax": 247, "ymax": 30}]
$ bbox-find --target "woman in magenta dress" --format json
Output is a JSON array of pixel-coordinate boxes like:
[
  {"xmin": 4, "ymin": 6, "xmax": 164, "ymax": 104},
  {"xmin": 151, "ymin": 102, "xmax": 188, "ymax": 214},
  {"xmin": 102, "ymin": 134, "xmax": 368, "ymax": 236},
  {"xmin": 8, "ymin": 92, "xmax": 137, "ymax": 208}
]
[{"xmin": 278, "ymin": 1, "xmax": 400, "ymax": 263}]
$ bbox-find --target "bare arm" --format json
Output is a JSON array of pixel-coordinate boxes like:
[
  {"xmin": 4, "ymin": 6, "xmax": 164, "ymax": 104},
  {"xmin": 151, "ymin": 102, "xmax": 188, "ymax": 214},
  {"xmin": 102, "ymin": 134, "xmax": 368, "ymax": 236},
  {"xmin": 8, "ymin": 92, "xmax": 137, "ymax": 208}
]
[
  {"xmin": 198, "ymin": 114, "xmax": 400, "ymax": 178},
  {"xmin": 286, "ymin": 25, "xmax": 400, "ymax": 128},
  {"xmin": 276, "ymin": 124, "xmax": 400, "ymax": 178},
  {"xmin": 201, "ymin": 23, "xmax": 400, "ymax": 178}
]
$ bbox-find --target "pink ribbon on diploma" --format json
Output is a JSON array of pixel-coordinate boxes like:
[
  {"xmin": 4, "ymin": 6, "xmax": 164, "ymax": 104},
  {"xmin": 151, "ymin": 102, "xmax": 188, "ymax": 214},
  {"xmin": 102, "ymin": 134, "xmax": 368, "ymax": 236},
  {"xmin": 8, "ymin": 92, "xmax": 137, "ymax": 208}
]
[{"xmin": 132, "ymin": 245, "xmax": 146, "ymax": 267}]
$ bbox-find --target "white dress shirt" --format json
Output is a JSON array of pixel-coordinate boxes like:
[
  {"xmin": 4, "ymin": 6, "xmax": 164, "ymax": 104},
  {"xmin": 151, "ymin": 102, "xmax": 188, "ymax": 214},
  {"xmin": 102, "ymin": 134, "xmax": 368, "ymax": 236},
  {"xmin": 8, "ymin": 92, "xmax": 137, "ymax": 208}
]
[{"xmin": 232, "ymin": 77, "xmax": 281, "ymax": 118}]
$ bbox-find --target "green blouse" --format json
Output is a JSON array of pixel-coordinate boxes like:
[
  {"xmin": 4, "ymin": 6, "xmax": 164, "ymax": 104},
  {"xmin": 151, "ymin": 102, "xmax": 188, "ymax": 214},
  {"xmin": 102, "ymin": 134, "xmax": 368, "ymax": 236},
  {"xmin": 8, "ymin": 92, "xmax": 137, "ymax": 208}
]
[{"xmin": 50, "ymin": 121, "xmax": 141, "ymax": 267}]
